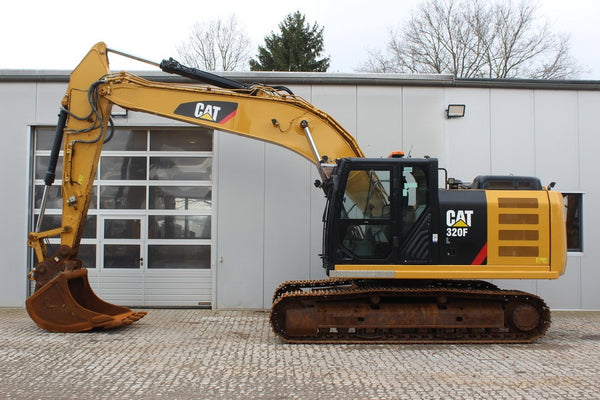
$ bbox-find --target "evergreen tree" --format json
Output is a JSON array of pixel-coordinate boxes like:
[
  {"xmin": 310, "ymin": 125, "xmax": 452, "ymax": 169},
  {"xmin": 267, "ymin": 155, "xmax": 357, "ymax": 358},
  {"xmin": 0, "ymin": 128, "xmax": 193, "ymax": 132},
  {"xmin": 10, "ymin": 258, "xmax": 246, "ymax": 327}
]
[{"xmin": 250, "ymin": 11, "xmax": 330, "ymax": 72}]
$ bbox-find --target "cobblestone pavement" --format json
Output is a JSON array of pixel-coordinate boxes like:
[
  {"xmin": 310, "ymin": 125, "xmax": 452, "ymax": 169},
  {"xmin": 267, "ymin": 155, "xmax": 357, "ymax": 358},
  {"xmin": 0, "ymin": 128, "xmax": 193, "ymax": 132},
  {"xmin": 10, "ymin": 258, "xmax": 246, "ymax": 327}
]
[{"xmin": 1, "ymin": 308, "xmax": 600, "ymax": 399}]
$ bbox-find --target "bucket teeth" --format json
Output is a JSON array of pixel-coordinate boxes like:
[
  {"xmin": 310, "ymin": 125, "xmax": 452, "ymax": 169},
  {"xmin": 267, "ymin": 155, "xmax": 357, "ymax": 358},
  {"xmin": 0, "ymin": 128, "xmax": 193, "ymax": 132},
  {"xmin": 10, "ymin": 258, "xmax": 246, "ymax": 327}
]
[
  {"xmin": 128, "ymin": 312, "xmax": 146, "ymax": 322},
  {"xmin": 99, "ymin": 312, "xmax": 147, "ymax": 330}
]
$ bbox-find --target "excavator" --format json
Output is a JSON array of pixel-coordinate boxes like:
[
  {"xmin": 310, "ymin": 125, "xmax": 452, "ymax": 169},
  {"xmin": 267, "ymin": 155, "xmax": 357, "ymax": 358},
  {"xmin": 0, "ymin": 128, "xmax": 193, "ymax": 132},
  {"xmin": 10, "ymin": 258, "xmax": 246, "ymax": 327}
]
[{"xmin": 26, "ymin": 43, "xmax": 567, "ymax": 343}]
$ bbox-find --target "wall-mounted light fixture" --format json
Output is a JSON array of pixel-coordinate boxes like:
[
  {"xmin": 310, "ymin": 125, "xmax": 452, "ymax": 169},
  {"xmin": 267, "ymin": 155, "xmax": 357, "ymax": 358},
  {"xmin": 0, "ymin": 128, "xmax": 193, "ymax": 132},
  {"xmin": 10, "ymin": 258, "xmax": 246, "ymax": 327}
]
[{"xmin": 446, "ymin": 104, "xmax": 465, "ymax": 118}]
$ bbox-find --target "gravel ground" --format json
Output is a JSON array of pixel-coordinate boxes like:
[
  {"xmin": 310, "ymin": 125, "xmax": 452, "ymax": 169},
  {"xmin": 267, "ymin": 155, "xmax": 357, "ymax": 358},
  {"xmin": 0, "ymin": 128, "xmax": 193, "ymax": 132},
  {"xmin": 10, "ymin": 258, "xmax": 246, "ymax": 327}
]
[{"xmin": 1, "ymin": 308, "xmax": 599, "ymax": 399}]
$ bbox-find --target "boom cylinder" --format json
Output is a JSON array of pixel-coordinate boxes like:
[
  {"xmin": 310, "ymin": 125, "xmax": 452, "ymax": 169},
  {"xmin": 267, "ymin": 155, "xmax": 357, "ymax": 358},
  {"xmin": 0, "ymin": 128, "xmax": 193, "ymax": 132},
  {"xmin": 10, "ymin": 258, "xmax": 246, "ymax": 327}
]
[{"xmin": 160, "ymin": 58, "xmax": 251, "ymax": 91}]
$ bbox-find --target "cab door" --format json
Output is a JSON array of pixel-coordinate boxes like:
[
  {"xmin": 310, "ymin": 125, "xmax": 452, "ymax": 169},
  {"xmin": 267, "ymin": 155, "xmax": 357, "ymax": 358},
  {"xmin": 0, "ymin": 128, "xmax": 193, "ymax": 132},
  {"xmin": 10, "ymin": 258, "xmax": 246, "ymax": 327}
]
[
  {"xmin": 327, "ymin": 160, "xmax": 398, "ymax": 265},
  {"xmin": 325, "ymin": 158, "xmax": 438, "ymax": 268}
]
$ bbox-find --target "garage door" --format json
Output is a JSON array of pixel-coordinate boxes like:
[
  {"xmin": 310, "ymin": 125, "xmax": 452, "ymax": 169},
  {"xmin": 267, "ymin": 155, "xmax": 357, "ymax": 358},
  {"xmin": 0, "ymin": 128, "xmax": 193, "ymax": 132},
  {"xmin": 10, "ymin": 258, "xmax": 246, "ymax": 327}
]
[{"xmin": 31, "ymin": 127, "xmax": 214, "ymax": 307}]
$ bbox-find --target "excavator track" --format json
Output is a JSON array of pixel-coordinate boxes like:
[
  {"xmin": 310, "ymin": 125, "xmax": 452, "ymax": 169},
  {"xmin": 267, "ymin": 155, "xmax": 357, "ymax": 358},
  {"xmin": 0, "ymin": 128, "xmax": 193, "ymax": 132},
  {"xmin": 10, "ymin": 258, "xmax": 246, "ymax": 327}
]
[{"xmin": 270, "ymin": 279, "xmax": 550, "ymax": 344}]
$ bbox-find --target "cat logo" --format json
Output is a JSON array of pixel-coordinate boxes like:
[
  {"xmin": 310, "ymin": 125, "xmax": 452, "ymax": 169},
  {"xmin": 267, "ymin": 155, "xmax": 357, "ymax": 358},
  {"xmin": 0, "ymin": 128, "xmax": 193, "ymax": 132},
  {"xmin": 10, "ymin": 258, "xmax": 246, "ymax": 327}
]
[
  {"xmin": 194, "ymin": 103, "xmax": 222, "ymax": 121},
  {"xmin": 446, "ymin": 209, "xmax": 473, "ymax": 237},
  {"xmin": 173, "ymin": 101, "xmax": 238, "ymax": 125}
]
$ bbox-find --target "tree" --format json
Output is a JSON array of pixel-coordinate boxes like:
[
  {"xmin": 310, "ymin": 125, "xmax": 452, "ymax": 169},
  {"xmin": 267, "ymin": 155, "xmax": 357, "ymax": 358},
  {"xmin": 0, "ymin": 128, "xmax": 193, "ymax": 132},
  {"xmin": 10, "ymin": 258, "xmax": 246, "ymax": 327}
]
[
  {"xmin": 177, "ymin": 15, "xmax": 251, "ymax": 71},
  {"xmin": 358, "ymin": 0, "xmax": 581, "ymax": 79},
  {"xmin": 250, "ymin": 11, "xmax": 330, "ymax": 72}
]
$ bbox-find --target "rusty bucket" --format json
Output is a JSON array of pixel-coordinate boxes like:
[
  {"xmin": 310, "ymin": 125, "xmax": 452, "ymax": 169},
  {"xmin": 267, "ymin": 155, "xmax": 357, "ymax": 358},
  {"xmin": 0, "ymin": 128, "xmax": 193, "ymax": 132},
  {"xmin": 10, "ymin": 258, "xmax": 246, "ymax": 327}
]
[{"xmin": 26, "ymin": 246, "xmax": 146, "ymax": 332}]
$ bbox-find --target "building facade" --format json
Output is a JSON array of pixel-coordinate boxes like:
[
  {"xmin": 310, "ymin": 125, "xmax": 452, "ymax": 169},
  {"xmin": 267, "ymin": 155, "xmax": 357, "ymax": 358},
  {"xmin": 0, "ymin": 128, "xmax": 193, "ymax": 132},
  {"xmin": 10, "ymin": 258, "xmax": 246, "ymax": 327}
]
[{"xmin": 0, "ymin": 71, "xmax": 598, "ymax": 310}]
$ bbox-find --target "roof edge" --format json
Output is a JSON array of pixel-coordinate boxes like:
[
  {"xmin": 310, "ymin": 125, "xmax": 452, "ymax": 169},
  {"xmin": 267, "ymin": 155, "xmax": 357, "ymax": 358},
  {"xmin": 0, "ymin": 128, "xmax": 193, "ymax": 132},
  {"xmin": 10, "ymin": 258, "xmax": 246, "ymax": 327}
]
[{"xmin": 1, "ymin": 70, "xmax": 600, "ymax": 90}]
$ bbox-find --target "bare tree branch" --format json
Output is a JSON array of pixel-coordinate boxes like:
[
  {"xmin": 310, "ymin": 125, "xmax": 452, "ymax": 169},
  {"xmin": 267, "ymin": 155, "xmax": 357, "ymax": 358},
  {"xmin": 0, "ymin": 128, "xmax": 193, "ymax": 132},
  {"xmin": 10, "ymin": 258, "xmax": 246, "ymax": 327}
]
[
  {"xmin": 177, "ymin": 15, "xmax": 251, "ymax": 71},
  {"xmin": 358, "ymin": 0, "xmax": 582, "ymax": 79}
]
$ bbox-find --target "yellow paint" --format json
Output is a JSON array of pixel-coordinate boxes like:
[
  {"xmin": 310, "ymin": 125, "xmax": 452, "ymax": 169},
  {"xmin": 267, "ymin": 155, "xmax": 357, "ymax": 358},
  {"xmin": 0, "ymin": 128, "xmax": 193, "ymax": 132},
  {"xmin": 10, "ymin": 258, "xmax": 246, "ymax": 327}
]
[
  {"xmin": 452, "ymin": 220, "xmax": 469, "ymax": 228},
  {"xmin": 334, "ymin": 264, "xmax": 560, "ymax": 280},
  {"xmin": 334, "ymin": 189, "xmax": 567, "ymax": 280}
]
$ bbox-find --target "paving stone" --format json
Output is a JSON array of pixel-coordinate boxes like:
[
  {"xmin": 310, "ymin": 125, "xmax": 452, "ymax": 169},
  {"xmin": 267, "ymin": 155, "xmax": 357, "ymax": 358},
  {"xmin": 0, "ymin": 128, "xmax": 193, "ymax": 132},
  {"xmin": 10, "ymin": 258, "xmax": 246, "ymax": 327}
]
[{"xmin": 1, "ymin": 309, "xmax": 599, "ymax": 399}]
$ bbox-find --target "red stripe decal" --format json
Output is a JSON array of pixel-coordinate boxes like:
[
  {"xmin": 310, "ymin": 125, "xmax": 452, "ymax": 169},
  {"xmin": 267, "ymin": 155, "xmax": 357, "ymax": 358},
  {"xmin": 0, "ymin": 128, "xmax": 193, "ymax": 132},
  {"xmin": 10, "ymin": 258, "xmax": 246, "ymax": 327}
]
[
  {"xmin": 219, "ymin": 109, "xmax": 237, "ymax": 124},
  {"xmin": 472, "ymin": 243, "xmax": 488, "ymax": 265}
]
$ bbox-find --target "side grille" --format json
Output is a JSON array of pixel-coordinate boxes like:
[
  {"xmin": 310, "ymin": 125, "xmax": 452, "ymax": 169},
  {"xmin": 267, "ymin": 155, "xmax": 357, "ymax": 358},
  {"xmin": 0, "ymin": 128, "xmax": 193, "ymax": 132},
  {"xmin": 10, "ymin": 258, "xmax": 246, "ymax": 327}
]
[{"xmin": 487, "ymin": 192, "xmax": 550, "ymax": 266}]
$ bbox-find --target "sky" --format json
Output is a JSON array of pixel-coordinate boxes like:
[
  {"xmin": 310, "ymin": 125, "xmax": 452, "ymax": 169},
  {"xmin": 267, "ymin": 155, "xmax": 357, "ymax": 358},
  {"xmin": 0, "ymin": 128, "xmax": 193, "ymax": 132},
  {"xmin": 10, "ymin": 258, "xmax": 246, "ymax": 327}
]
[{"xmin": 1, "ymin": 0, "xmax": 599, "ymax": 78}]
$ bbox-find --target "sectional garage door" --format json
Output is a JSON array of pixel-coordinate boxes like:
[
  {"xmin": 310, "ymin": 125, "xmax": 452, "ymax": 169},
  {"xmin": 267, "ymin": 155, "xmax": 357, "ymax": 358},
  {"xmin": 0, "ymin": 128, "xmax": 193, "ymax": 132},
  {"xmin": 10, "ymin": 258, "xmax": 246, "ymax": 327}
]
[{"xmin": 31, "ymin": 127, "xmax": 214, "ymax": 307}]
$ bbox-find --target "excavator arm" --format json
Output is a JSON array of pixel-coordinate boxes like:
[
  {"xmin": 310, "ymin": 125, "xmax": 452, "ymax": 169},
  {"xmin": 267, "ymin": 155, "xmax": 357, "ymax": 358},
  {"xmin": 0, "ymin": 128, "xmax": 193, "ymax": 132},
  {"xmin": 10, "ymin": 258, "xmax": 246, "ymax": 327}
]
[{"xmin": 26, "ymin": 42, "xmax": 364, "ymax": 332}]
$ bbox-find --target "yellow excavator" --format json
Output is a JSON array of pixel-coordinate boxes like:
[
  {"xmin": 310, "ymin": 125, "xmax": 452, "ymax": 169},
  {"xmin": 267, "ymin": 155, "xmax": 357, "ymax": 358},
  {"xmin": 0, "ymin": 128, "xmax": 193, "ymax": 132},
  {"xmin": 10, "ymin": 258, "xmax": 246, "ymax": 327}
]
[{"xmin": 26, "ymin": 43, "xmax": 567, "ymax": 343}]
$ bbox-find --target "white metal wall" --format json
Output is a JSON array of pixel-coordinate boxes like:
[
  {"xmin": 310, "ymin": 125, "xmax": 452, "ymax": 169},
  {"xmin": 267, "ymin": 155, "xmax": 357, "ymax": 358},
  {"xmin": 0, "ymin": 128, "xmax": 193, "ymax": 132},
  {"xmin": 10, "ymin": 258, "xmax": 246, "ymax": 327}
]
[
  {"xmin": 439, "ymin": 87, "xmax": 592, "ymax": 309},
  {"xmin": 0, "ymin": 82, "xmax": 34, "ymax": 307},
  {"xmin": 213, "ymin": 81, "xmax": 599, "ymax": 310},
  {"xmin": 1, "ymin": 73, "xmax": 598, "ymax": 310}
]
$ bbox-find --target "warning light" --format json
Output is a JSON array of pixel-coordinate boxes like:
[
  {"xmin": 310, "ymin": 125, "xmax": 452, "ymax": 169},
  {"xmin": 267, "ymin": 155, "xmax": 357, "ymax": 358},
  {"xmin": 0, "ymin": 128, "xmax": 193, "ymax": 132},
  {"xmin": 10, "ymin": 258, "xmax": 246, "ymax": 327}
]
[{"xmin": 388, "ymin": 151, "xmax": 405, "ymax": 158}]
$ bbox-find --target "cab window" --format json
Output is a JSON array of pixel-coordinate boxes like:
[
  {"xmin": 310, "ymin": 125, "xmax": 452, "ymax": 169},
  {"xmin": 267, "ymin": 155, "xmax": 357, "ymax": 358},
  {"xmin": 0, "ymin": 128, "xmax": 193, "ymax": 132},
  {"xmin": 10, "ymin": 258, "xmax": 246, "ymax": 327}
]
[
  {"xmin": 401, "ymin": 166, "xmax": 428, "ymax": 236},
  {"xmin": 338, "ymin": 169, "xmax": 392, "ymax": 259}
]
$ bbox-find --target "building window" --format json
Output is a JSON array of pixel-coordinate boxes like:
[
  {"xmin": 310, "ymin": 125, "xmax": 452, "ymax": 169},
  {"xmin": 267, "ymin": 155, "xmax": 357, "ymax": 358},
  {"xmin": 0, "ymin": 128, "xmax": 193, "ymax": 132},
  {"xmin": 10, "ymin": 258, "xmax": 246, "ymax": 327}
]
[{"xmin": 563, "ymin": 193, "xmax": 583, "ymax": 252}]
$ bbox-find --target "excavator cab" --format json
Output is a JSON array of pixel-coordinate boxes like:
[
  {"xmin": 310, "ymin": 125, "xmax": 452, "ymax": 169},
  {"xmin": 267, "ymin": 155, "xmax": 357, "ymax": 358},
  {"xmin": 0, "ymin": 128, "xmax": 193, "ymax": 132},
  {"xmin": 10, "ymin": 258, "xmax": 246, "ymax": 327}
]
[{"xmin": 322, "ymin": 157, "xmax": 439, "ymax": 273}]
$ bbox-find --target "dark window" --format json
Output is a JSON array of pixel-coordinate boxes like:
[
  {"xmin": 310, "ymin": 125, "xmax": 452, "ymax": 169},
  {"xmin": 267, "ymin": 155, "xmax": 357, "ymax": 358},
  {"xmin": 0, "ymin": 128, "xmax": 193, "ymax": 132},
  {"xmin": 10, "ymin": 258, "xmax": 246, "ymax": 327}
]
[
  {"xmin": 100, "ymin": 186, "xmax": 146, "ymax": 209},
  {"xmin": 102, "ymin": 129, "xmax": 147, "ymax": 151},
  {"xmin": 148, "ymin": 216, "xmax": 211, "ymax": 239},
  {"xmin": 34, "ymin": 185, "xmax": 98, "ymax": 210},
  {"xmin": 100, "ymin": 157, "xmax": 146, "ymax": 180},
  {"xmin": 35, "ymin": 128, "xmax": 62, "ymax": 150},
  {"xmin": 35, "ymin": 156, "xmax": 63, "ymax": 179},
  {"xmin": 34, "ymin": 214, "xmax": 97, "ymax": 239},
  {"xmin": 34, "ymin": 185, "xmax": 63, "ymax": 209},
  {"xmin": 104, "ymin": 244, "xmax": 140, "ymax": 268},
  {"xmin": 78, "ymin": 244, "xmax": 97, "ymax": 268},
  {"xmin": 149, "ymin": 186, "xmax": 211, "ymax": 210},
  {"xmin": 104, "ymin": 219, "xmax": 141, "ymax": 239},
  {"xmin": 563, "ymin": 193, "xmax": 583, "ymax": 252},
  {"xmin": 148, "ymin": 245, "xmax": 211, "ymax": 269},
  {"xmin": 149, "ymin": 157, "xmax": 212, "ymax": 181},
  {"xmin": 150, "ymin": 129, "xmax": 212, "ymax": 152}
]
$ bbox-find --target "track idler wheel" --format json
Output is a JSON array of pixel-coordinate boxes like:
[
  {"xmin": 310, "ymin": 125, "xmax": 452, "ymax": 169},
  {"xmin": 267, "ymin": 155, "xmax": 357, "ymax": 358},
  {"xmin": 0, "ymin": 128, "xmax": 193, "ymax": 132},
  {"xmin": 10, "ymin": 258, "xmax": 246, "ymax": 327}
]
[
  {"xmin": 507, "ymin": 302, "xmax": 541, "ymax": 332},
  {"xmin": 26, "ymin": 246, "xmax": 146, "ymax": 332}
]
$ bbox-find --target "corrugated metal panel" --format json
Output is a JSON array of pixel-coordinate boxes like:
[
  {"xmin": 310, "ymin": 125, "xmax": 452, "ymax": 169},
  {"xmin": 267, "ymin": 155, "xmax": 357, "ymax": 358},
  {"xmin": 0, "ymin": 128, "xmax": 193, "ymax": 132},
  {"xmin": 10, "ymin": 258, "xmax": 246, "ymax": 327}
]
[{"xmin": 490, "ymin": 89, "xmax": 536, "ymax": 175}]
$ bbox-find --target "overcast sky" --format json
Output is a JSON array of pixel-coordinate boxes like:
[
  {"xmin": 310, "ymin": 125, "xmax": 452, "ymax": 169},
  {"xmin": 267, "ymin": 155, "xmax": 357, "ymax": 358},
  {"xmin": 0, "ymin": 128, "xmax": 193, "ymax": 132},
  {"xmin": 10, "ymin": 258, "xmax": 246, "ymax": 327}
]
[{"xmin": 1, "ymin": 0, "xmax": 599, "ymax": 78}]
